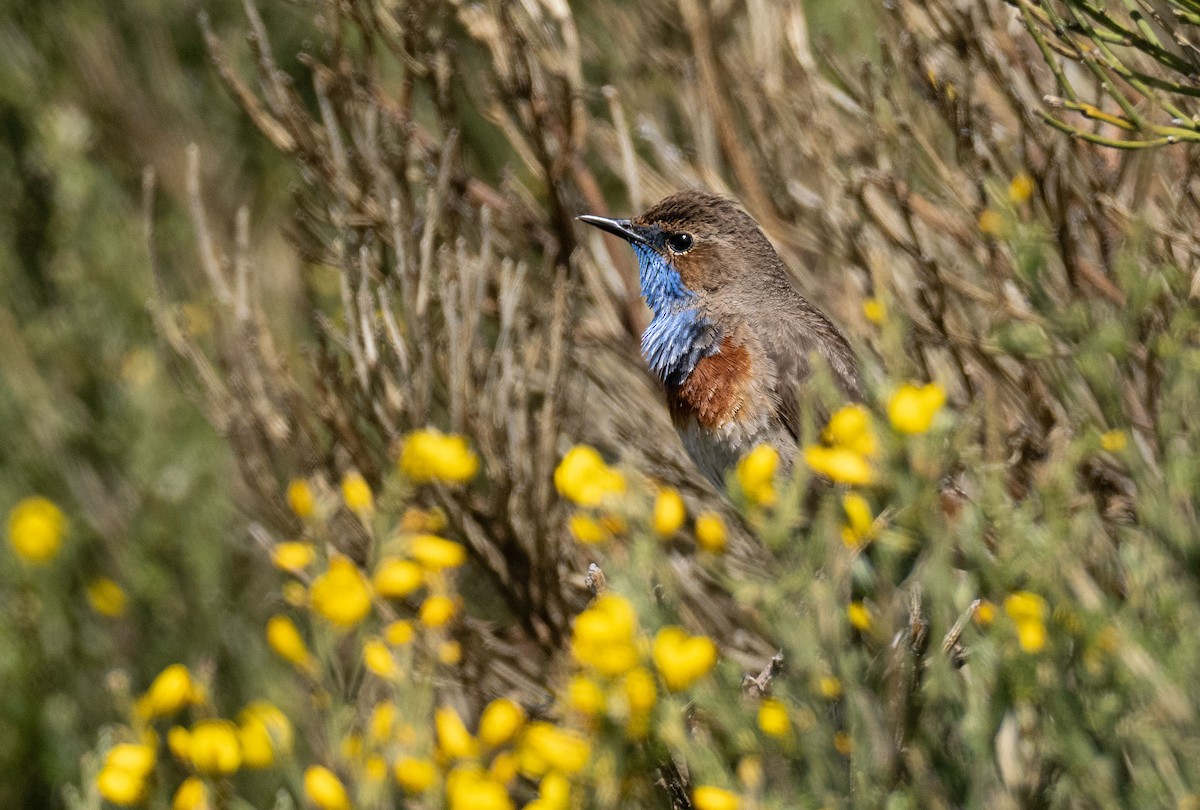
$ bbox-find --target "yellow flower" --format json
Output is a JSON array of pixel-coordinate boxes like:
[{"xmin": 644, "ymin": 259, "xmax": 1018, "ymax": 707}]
[
  {"xmin": 419, "ymin": 595, "xmax": 459, "ymax": 628},
  {"xmin": 1005, "ymin": 591, "xmax": 1048, "ymax": 653},
  {"xmin": 102, "ymin": 744, "xmax": 156, "ymax": 783},
  {"xmin": 286, "ymin": 479, "xmax": 316, "ymax": 519},
  {"xmin": 834, "ymin": 731, "xmax": 854, "ymax": 755},
  {"xmin": 479, "ymin": 698, "xmax": 526, "ymax": 747},
  {"xmin": 400, "ymin": 429, "xmax": 480, "ymax": 484},
  {"xmin": 1016, "ymin": 620, "xmax": 1047, "ymax": 654},
  {"xmin": 693, "ymin": 785, "xmax": 740, "ymax": 810},
  {"xmin": 399, "ymin": 507, "xmax": 439, "ymax": 533},
  {"xmin": 7, "ymin": 496, "xmax": 66, "ymax": 564},
  {"xmin": 803, "ymin": 446, "xmax": 874, "ymax": 486},
  {"xmin": 310, "ymin": 556, "xmax": 373, "ymax": 629},
  {"xmin": 409, "ymin": 534, "xmax": 467, "ymax": 570},
  {"xmin": 272, "ymin": 542, "xmax": 315, "ymax": 573},
  {"xmin": 534, "ymin": 771, "xmax": 571, "ymax": 809},
  {"xmin": 1100, "ymin": 430, "xmax": 1127, "ymax": 452},
  {"xmin": 238, "ymin": 701, "xmax": 292, "ymax": 769},
  {"xmin": 340, "ymin": 733, "xmax": 362, "ymax": 761},
  {"xmin": 847, "ymin": 601, "xmax": 873, "ymax": 632},
  {"xmin": 282, "ymin": 581, "xmax": 307, "ymax": 607},
  {"xmin": 736, "ymin": 445, "xmax": 778, "ymax": 506},
  {"xmin": 978, "ymin": 208, "xmax": 1004, "ymax": 236},
  {"xmin": 653, "ymin": 488, "xmax": 686, "ymax": 537},
  {"xmin": 520, "ymin": 722, "xmax": 590, "ymax": 775},
  {"xmin": 446, "ymin": 767, "xmax": 514, "ymax": 810},
  {"xmin": 554, "ymin": 445, "xmax": 626, "ymax": 507},
  {"xmin": 304, "ymin": 765, "xmax": 351, "ymax": 810},
  {"xmin": 363, "ymin": 638, "xmax": 398, "ymax": 679},
  {"xmin": 1008, "ymin": 172, "xmax": 1034, "ymax": 205},
  {"xmin": 374, "ymin": 557, "xmax": 424, "ymax": 598},
  {"xmin": 737, "ymin": 757, "xmax": 763, "ymax": 790},
  {"xmin": 862, "ymin": 297, "xmax": 886, "ymax": 324},
  {"xmin": 341, "ymin": 471, "xmax": 373, "ymax": 514},
  {"xmin": 840, "ymin": 493, "xmax": 875, "ymax": 548},
  {"xmin": 757, "ymin": 698, "xmax": 790, "ymax": 738},
  {"xmin": 439, "ymin": 640, "xmax": 463, "ymax": 665},
  {"xmin": 141, "ymin": 664, "xmax": 196, "ymax": 719},
  {"xmin": 652, "ymin": 626, "xmax": 718, "ymax": 691},
  {"xmin": 266, "ymin": 615, "xmax": 315, "ymax": 672},
  {"xmin": 86, "ymin": 578, "xmax": 128, "ymax": 617},
  {"xmin": 96, "ymin": 744, "xmax": 154, "ymax": 806},
  {"xmin": 623, "ymin": 667, "xmax": 658, "ymax": 715},
  {"xmin": 694, "ymin": 512, "xmax": 727, "ymax": 553},
  {"xmin": 172, "ymin": 777, "xmax": 211, "ymax": 810},
  {"xmin": 167, "ymin": 727, "xmax": 191, "ymax": 761},
  {"xmin": 1004, "ymin": 591, "xmax": 1046, "ymax": 623},
  {"xmin": 817, "ymin": 676, "xmax": 842, "ymax": 700},
  {"xmin": 435, "ymin": 705, "xmax": 477, "ymax": 760},
  {"xmin": 395, "ymin": 756, "xmax": 438, "ymax": 793},
  {"xmin": 189, "ymin": 720, "xmax": 241, "ymax": 776},
  {"xmin": 974, "ymin": 600, "xmax": 997, "ymax": 627},
  {"xmin": 571, "ymin": 593, "xmax": 640, "ymax": 677},
  {"xmin": 887, "ymin": 383, "xmax": 946, "ymax": 435},
  {"xmin": 490, "ymin": 750, "xmax": 518, "ymax": 784},
  {"xmin": 385, "ymin": 619, "xmax": 415, "ymax": 645},
  {"xmin": 368, "ymin": 701, "xmax": 396, "ymax": 744},
  {"xmin": 365, "ymin": 756, "xmax": 388, "ymax": 783},
  {"xmin": 97, "ymin": 744, "xmax": 155, "ymax": 807},
  {"xmin": 569, "ymin": 513, "xmax": 610, "ymax": 544},
  {"xmin": 823, "ymin": 404, "xmax": 878, "ymax": 458},
  {"xmin": 567, "ymin": 674, "xmax": 605, "ymax": 717}
]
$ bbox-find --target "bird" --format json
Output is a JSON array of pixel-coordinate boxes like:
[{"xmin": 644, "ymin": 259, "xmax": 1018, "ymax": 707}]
[{"xmin": 579, "ymin": 190, "xmax": 861, "ymax": 488}]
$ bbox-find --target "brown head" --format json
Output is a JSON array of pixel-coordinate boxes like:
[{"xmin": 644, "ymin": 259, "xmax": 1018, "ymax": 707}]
[{"xmin": 580, "ymin": 190, "xmax": 815, "ymax": 318}]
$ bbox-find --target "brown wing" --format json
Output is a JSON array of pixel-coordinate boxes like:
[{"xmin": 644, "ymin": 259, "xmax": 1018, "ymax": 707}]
[{"xmin": 763, "ymin": 307, "xmax": 862, "ymax": 441}]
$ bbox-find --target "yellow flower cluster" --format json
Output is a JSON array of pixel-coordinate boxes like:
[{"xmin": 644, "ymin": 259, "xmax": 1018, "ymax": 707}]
[
  {"xmin": 887, "ymin": 383, "xmax": 946, "ymax": 435},
  {"xmin": 383, "ymin": 698, "xmax": 583, "ymax": 810},
  {"xmin": 804, "ymin": 404, "xmax": 877, "ymax": 485},
  {"xmin": 7, "ymin": 495, "xmax": 66, "ymax": 564},
  {"xmin": 554, "ymin": 445, "xmax": 626, "ymax": 507},
  {"xmin": 568, "ymin": 591, "xmax": 716, "ymax": 748},
  {"xmin": 98, "ymin": 662, "xmax": 293, "ymax": 806},
  {"xmin": 571, "ymin": 594, "xmax": 640, "ymax": 677},
  {"xmin": 96, "ymin": 743, "xmax": 155, "ymax": 806},
  {"xmin": 1004, "ymin": 591, "xmax": 1048, "ymax": 653},
  {"xmin": 400, "ymin": 428, "xmax": 480, "ymax": 484}
]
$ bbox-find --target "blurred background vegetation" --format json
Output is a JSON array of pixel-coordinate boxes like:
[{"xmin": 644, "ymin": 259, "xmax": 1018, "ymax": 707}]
[{"xmin": 2, "ymin": 0, "xmax": 1199, "ymax": 808}]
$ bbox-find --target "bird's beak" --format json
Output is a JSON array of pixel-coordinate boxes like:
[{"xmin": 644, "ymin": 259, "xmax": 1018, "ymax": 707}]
[{"xmin": 577, "ymin": 215, "xmax": 648, "ymax": 245}]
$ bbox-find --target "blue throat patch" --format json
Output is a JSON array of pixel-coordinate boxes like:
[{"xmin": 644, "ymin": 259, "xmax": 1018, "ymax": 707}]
[{"xmin": 633, "ymin": 244, "xmax": 719, "ymax": 387}]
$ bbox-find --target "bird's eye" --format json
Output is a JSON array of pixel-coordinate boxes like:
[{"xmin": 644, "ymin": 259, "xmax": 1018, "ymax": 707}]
[{"xmin": 665, "ymin": 232, "xmax": 694, "ymax": 253}]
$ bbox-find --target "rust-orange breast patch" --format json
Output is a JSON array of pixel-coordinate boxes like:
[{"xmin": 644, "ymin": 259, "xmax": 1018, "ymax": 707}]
[{"xmin": 667, "ymin": 338, "xmax": 752, "ymax": 429}]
